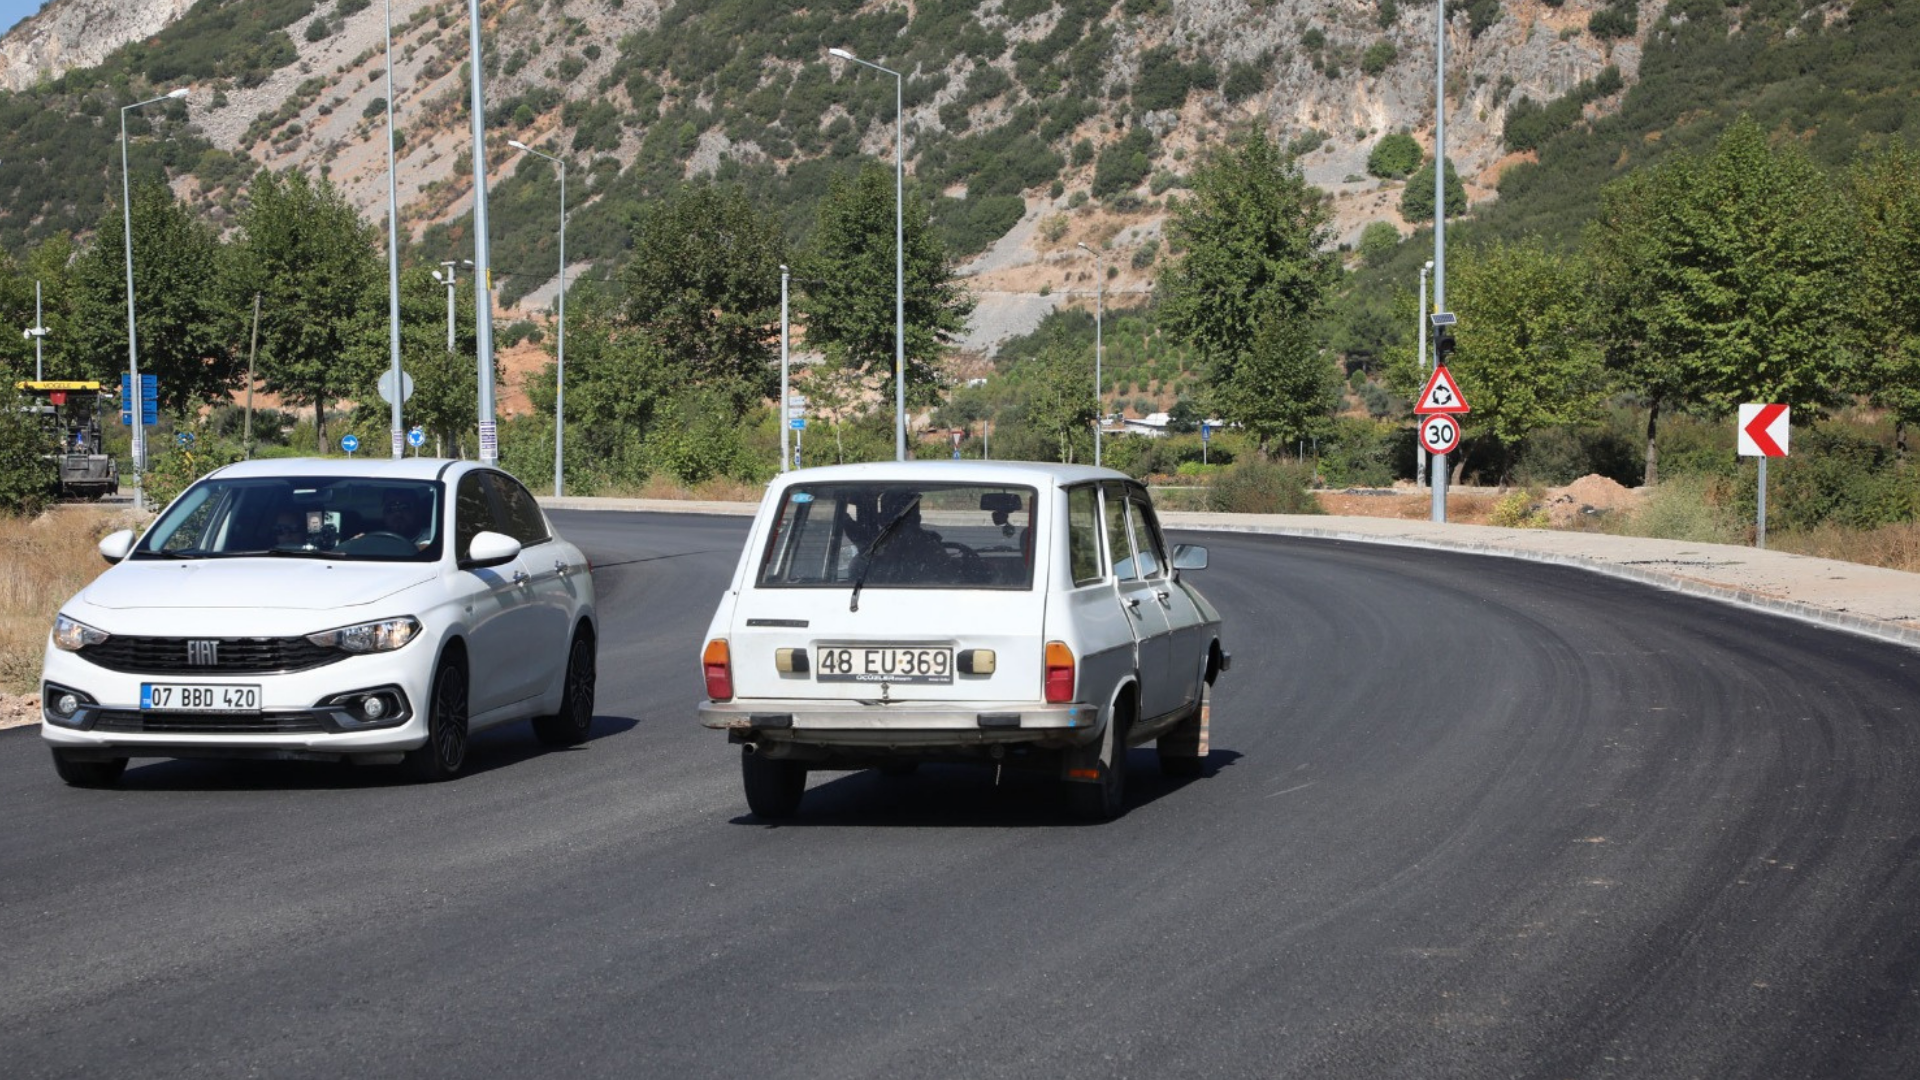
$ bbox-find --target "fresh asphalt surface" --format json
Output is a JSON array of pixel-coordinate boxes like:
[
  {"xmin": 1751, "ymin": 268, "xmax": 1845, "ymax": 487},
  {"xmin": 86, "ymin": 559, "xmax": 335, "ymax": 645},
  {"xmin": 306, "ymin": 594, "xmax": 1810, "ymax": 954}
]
[{"xmin": 3, "ymin": 510, "xmax": 1918, "ymax": 1079}]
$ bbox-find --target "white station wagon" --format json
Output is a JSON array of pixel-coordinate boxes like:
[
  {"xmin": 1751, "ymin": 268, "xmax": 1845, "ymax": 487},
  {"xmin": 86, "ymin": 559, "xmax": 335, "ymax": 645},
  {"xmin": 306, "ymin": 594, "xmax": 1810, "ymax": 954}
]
[
  {"xmin": 699, "ymin": 461, "xmax": 1228, "ymax": 819},
  {"xmin": 40, "ymin": 458, "xmax": 597, "ymax": 786}
]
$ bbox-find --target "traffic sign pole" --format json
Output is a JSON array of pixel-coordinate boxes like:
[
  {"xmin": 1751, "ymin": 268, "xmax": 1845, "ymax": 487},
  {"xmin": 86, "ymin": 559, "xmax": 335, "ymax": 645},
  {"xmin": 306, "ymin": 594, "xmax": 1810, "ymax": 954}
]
[{"xmin": 1738, "ymin": 404, "xmax": 1789, "ymax": 548}]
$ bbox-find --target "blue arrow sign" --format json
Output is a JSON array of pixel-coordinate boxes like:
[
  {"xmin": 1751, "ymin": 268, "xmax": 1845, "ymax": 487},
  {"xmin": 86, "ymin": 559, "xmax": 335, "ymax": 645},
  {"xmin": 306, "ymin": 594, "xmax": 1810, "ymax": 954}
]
[
  {"xmin": 341, "ymin": 434, "xmax": 360, "ymax": 454},
  {"xmin": 789, "ymin": 417, "xmax": 806, "ymax": 431},
  {"xmin": 407, "ymin": 426, "xmax": 426, "ymax": 448}
]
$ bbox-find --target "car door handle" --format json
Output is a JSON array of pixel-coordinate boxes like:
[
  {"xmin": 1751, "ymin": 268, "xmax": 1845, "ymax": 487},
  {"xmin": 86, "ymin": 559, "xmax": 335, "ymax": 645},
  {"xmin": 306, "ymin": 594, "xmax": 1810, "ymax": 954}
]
[
  {"xmin": 553, "ymin": 559, "xmax": 570, "ymax": 577},
  {"xmin": 1124, "ymin": 595, "xmax": 1141, "ymax": 611},
  {"xmin": 512, "ymin": 569, "xmax": 531, "ymax": 585},
  {"xmin": 1154, "ymin": 588, "xmax": 1171, "ymax": 604}
]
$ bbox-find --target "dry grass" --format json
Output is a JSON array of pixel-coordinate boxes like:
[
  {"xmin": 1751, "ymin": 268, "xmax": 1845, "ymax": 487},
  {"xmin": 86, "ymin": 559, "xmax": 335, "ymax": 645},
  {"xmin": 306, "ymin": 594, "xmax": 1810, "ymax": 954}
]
[
  {"xmin": 599, "ymin": 475, "xmax": 770, "ymax": 503},
  {"xmin": 0, "ymin": 508, "xmax": 136, "ymax": 694},
  {"xmin": 1771, "ymin": 521, "xmax": 1920, "ymax": 572}
]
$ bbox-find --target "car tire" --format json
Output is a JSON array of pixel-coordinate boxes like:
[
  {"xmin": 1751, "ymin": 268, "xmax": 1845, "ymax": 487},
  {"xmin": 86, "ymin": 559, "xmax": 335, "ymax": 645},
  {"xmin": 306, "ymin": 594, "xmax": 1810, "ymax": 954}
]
[
  {"xmin": 742, "ymin": 747, "xmax": 807, "ymax": 819},
  {"xmin": 50, "ymin": 750, "xmax": 127, "ymax": 788},
  {"xmin": 404, "ymin": 654, "xmax": 470, "ymax": 783},
  {"xmin": 1157, "ymin": 679, "xmax": 1211, "ymax": 778},
  {"xmin": 532, "ymin": 628, "xmax": 597, "ymax": 747},
  {"xmin": 1068, "ymin": 698, "xmax": 1131, "ymax": 821}
]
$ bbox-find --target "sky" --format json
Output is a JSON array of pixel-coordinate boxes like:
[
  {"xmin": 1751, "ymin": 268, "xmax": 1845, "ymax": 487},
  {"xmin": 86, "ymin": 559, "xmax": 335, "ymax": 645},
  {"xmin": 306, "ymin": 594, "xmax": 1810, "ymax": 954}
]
[{"xmin": 0, "ymin": 1, "xmax": 42, "ymax": 38}]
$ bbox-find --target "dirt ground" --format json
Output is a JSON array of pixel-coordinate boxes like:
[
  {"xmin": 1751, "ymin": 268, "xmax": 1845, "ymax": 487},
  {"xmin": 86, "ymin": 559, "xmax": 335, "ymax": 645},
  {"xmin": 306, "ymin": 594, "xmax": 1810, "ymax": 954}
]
[{"xmin": 1314, "ymin": 474, "xmax": 1644, "ymax": 529}]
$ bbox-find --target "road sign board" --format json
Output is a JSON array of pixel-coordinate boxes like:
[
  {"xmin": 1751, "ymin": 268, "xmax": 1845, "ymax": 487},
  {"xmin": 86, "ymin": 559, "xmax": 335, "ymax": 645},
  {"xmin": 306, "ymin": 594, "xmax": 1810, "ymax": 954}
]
[
  {"xmin": 119, "ymin": 373, "xmax": 157, "ymax": 425},
  {"xmin": 1737, "ymin": 403, "xmax": 1789, "ymax": 457},
  {"xmin": 1418, "ymin": 413, "xmax": 1461, "ymax": 456},
  {"xmin": 341, "ymin": 434, "xmax": 360, "ymax": 454},
  {"xmin": 1415, "ymin": 364, "xmax": 1471, "ymax": 415},
  {"xmin": 377, "ymin": 369, "xmax": 414, "ymax": 404},
  {"xmin": 407, "ymin": 426, "xmax": 426, "ymax": 448},
  {"xmin": 1429, "ymin": 311, "xmax": 1457, "ymax": 326},
  {"xmin": 789, "ymin": 417, "xmax": 806, "ymax": 431},
  {"xmin": 1201, "ymin": 421, "xmax": 1211, "ymax": 442},
  {"xmin": 176, "ymin": 431, "xmax": 194, "ymax": 446}
]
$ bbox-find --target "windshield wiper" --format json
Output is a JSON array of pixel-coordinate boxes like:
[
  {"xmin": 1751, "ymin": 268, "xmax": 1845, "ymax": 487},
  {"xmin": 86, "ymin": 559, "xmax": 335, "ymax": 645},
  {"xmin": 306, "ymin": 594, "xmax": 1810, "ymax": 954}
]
[{"xmin": 847, "ymin": 495, "xmax": 920, "ymax": 613}]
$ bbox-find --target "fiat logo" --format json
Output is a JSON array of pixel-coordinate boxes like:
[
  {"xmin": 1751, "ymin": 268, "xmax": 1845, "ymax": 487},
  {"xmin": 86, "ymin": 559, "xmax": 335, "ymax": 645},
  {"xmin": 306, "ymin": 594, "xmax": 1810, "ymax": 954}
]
[{"xmin": 186, "ymin": 640, "xmax": 220, "ymax": 667}]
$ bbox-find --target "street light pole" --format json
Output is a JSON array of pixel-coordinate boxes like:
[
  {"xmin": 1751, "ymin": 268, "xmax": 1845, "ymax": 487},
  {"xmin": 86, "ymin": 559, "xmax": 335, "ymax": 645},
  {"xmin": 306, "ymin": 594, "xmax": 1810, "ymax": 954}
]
[
  {"xmin": 383, "ymin": 0, "xmax": 404, "ymax": 458},
  {"xmin": 1416, "ymin": 259, "xmax": 1433, "ymax": 489},
  {"xmin": 121, "ymin": 86, "xmax": 188, "ymax": 512},
  {"xmin": 1077, "ymin": 242, "xmax": 1105, "ymax": 466},
  {"xmin": 779, "ymin": 263, "xmax": 791, "ymax": 473},
  {"xmin": 829, "ymin": 47, "xmax": 906, "ymax": 461},
  {"xmin": 464, "ymin": 0, "xmax": 498, "ymax": 463},
  {"xmin": 1431, "ymin": 0, "xmax": 1450, "ymax": 523},
  {"xmin": 25, "ymin": 280, "xmax": 46, "ymax": 381},
  {"xmin": 508, "ymin": 140, "xmax": 567, "ymax": 496}
]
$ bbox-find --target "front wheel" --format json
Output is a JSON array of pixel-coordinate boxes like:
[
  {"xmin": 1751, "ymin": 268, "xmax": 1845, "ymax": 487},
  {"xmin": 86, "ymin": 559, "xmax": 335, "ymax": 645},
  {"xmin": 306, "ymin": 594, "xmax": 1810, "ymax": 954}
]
[
  {"xmin": 51, "ymin": 750, "xmax": 127, "ymax": 788},
  {"xmin": 404, "ymin": 654, "xmax": 470, "ymax": 782},
  {"xmin": 742, "ymin": 747, "xmax": 807, "ymax": 819},
  {"xmin": 532, "ymin": 629, "xmax": 597, "ymax": 747}
]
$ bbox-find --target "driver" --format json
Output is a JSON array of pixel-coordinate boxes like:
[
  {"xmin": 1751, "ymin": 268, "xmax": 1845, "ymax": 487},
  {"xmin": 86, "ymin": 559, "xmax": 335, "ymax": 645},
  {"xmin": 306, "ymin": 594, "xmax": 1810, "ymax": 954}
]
[
  {"xmin": 868, "ymin": 489, "xmax": 946, "ymax": 581},
  {"xmin": 369, "ymin": 492, "xmax": 432, "ymax": 549}
]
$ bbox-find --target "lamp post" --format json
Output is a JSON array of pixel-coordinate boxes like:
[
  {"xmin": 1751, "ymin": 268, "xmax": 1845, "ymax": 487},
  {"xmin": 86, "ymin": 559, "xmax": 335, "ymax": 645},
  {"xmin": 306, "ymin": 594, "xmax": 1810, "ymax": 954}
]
[
  {"xmin": 1431, "ymin": 0, "xmax": 1450, "ymax": 523},
  {"xmin": 464, "ymin": 0, "xmax": 498, "ymax": 463},
  {"xmin": 1077, "ymin": 242, "xmax": 1106, "ymax": 466},
  {"xmin": 431, "ymin": 259, "xmax": 473, "ymax": 353},
  {"xmin": 383, "ymin": 0, "xmax": 404, "ymax": 458},
  {"xmin": 1416, "ymin": 259, "xmax": 1433, "ymax": 489},
  {"xmin": 779, "ymin": 263, "xmax": 792, "ymax": 473},
  {"xmin": 828, "ymin": 47, "xmax": 906, "ymax": 461},
  {"xmin": 121, "ymin": 86, "xmax": 188, "ymax": 512},
  {"xmin": 507, "ymin": 139, "xmax": 567, "ymax": 496},
  {"xmin": 24, "ymin": 281, "xmax": 47, "ymax": 381}
]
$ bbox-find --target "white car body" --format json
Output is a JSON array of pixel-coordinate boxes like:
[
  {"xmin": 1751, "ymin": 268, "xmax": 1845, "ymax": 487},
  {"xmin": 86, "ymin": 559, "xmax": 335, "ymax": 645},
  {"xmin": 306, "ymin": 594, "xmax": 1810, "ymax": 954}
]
[
  {"xmin": 699, "ymin": 461, "xmax": 1227, "ymax": 819},
  {"xmin": 40, "ymin": 458, "xmax": 597, "ymax": 786}
]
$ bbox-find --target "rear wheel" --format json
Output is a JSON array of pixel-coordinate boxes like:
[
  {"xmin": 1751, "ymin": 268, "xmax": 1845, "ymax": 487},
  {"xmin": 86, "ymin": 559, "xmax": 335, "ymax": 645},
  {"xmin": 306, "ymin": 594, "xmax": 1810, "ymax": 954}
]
[
  {"xmin": 532, "ymin": 628, "xmax": 597, "ymax": 747},
  {"xmin": 1157, "ymin": 680, "xmax": 1211, "ymax": 778},
  {"xmin": 1068, "ymin": 699, "xmax": 1131, "ymax": 821},
  {"xmin": 742, "ymin": 747, "xmax": 807, "ymax": 819},
  {"xmin": 50, "ymin": 750, "xmax": 127, "ymax": 788},
  {"xmin": 404, "ymin": 654, "xmax": 470, "ymax": 782}
]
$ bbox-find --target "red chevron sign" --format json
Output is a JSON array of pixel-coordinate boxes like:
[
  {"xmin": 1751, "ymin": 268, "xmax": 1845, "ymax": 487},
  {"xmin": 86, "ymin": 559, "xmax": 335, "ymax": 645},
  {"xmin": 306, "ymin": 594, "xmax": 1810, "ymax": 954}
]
[{"xmin": 1737, "ymin": 403, "xmax": 1790, "ymax": 457}]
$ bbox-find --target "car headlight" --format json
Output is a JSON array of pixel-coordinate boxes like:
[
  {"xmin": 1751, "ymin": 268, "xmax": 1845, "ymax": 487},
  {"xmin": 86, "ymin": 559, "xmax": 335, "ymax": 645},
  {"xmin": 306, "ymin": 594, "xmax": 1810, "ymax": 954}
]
[
  {"xmin": 307, "ymin": 617, "xmax": 421, "ymax": 654},
  {"xmin": 51, "ymin": 614, "xmax": 109, "ymax": 652}
]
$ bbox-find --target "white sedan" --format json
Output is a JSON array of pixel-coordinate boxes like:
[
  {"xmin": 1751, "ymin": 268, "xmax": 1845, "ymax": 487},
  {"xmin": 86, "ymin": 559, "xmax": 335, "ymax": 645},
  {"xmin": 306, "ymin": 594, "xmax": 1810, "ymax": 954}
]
[
  {"xmin": 40, "ymin": 458, "xmax": 597, "ymax": 786},
  {"xmin": 699, "ymin": 461, "xmax": 1228, "ymax": 820}
]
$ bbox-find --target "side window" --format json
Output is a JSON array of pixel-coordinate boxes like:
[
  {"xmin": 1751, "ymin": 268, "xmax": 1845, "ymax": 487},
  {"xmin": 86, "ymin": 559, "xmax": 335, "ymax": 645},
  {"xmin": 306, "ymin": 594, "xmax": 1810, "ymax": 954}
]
[
  {"xmin": 455, "ymin": 473, "xmax": 494, "ymax": 560},
  {"xmin": 1067, "ymin": 485, "xmax": 1102, "ymax": 586},
  {"xmin": 488, "ymin": 473, "xmax": 551, "ymax": 547},
  {"xmin": 1102, "ymin": 483, "xmax": 1136, "ymax": 580},
  {"xmin": 1125, "ymin": 496, "xmax": 1166, "ymax": 578}
]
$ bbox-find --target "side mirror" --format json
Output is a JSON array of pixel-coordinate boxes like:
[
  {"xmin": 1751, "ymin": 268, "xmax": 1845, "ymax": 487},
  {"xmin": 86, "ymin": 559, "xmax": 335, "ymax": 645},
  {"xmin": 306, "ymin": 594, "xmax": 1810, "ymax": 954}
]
[
  {"xmin": 460, "ymin": 530, "xmax": 522, "ymax": 570},
  {"xmin": 98, "ymin": 529, "xmax": 136, "ymax": 564},
  {"xmin": 1170, "ymin": 544, "xmax": 1209, "ymax": 572}
]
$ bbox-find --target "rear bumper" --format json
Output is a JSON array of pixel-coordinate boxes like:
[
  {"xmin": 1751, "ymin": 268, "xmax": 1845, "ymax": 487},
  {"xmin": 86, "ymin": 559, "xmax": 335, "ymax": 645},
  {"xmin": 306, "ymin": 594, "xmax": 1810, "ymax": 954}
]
[{"xmin": 699, "ymin": 698, "xmax": 1100, "ymax": 751}]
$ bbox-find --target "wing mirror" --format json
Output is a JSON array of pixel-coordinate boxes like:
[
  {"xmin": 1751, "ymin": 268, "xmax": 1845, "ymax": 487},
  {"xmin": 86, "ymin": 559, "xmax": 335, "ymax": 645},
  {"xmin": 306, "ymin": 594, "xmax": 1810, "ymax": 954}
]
[
  {"xmin": 98, "ymin": 529, "xmax": 136, "ymax": 564},
  {"xmin": 1170, "ymin": 544, "xmax": 1209, "ymax": 572},
  {"xmin": 461, "ymin": 530, "xmax": 522, "ymax": 570}
]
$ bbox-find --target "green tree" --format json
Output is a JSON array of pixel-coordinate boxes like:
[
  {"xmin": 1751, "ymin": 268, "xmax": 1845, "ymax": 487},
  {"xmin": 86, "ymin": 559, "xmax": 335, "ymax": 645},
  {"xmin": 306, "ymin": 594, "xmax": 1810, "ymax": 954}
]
[
  {"xmin": 67, "ymin": 185, "xmax": 235, "ymax": 413},
  {"xmin": 1218, "ymin": 314, "xmax": 1342, "ymax": 452},
  {"xmin": 1367, "ymin": 132, "xmax": 1422, "ymax": 179},
  {"xmin": 1019, "ymin": 341, "xmax": 1099, "ymax": 462},
  {"xmin": 1588, "ymin": 117, "xmax": 1854, "ymax": 483},
  {"xmin": 1848, "ymin": 144, "xmax": 1920, "ymax": 459},
  {"xmin": 621, "ymin": 183, "xmax": 787, "ymax": 412},
  {"xmin": 345, "ymin": 264, "xmax": 481, "ymax": 458},
  {"xmin": 0, "ymin": 387, "xmax": 53, "ymax": 515},
  {"xmin": 1399, "ymin": 157, "xmax": 1467, "ymax": 223},
  {"xmin": 1158, "ymin": 130, "xmax": 1338, "ymax": 455},
  {"xmin": 537, "ymin": 283, "xmax": 674, "ymax": 488},
  {"xmin": 1407, "ymin": 240, "xmax": 1604, "ymax": 483},
  {"xmin": 798, "ymin": 163, "xmax": 974, "ymax": 419},
  {"xmin": 227, "ymin": 169, "xmax": 382, "ymax": 451}
]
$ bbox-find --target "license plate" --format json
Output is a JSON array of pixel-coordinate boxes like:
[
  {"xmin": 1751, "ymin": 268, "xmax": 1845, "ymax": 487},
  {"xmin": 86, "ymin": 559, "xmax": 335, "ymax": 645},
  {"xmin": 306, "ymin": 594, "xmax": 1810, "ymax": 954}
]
[
  {"xmin": 815, "ymin": 645, "xmax": 953, "ymax": 684},
  {"xmin": 141, "ymin": 683, "xmax": 262, "ymax": 713}
]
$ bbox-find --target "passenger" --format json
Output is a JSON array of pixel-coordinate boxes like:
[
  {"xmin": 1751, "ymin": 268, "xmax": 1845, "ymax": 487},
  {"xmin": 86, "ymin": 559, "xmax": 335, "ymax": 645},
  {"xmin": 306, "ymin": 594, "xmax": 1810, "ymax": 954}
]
[{"xmin": 269, "ymin": 509, "xmax": 307, "ymax": 548}]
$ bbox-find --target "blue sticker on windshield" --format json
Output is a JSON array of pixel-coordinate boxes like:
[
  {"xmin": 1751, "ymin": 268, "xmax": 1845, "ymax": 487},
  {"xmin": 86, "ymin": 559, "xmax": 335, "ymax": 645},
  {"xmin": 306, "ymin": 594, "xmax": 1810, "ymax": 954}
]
[{"xmin": 792, "ymin": 493, "xmax": 814, "ymax": 504}]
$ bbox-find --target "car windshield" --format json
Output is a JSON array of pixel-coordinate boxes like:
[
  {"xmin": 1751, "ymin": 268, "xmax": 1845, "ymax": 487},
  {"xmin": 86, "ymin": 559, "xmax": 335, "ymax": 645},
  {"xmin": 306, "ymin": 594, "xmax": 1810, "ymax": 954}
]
[
  {"xmin": 134, "ymin": 476, "xmax": 444, "ymax": 562},
  {"xmin": 757, "ymin": 481, "xmax": 1038, "ymax": 590}
]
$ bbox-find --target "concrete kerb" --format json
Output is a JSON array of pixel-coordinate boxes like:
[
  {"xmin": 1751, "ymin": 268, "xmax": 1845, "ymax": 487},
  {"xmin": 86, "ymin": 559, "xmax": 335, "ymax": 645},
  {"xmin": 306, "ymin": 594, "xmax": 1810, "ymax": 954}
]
[{"xmin": 537, "ymin": 496, "xmax": 1920, "ymax": 653}]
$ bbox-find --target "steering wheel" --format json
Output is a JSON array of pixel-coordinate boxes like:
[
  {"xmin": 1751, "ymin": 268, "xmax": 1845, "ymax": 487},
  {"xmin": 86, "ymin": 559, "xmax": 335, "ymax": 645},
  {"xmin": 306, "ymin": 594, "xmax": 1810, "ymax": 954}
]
[
  {"xmin": 942, "ymin": 541, "xmax": 989, "ymax": 582},
  {"xmin": 342, "ymin": 530, "xmax": 416, "ymax": 556}
]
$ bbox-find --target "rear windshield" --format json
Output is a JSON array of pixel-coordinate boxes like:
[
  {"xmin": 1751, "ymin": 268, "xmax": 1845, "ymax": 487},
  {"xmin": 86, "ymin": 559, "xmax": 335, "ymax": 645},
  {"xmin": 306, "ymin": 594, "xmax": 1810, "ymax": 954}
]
[
  {"xmin": 135, "ymin": 476, "xmax": 444, "ymax": 562},
  {"xmin": 757, "ymin": 481, "xmax": 1038, "ymax": 590}
]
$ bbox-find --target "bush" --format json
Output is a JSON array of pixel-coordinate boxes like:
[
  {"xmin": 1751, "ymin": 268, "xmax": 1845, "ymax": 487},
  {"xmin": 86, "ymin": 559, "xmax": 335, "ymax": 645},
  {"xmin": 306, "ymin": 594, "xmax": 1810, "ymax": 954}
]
[
  {"xmin": 1489, "ymin": 489, "xmax": 1551, "ymax": 528},
  {"xmin": 0, "ymin": 393, "xmax": 53, "ymax": 516},
  {"xmin": 1206, "ymin": 458, "xmax": 1323, "ymax": 514},
  {"xmin": 1612, "ymin": 473, "xmax": 1744, "ymax": 544},
  {"xmin": 1360, "ymin": 41, "xmax": 1398, "ymax": 77},
  {"xmin": 1367, "ymin": 132, "xmax": 1422, "ymax": 178}
]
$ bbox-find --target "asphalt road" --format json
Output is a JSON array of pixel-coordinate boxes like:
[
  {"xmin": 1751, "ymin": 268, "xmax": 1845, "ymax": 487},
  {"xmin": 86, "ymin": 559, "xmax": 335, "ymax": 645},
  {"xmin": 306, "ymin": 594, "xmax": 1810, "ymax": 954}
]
[{"xmin": 3, "ymin": 511, "xmax": 1917, "ymax": 1079}]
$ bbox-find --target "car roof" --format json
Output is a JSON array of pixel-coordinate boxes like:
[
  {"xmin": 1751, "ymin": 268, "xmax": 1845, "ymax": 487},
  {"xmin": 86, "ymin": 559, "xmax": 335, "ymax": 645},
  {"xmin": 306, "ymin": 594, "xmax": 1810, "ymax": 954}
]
[
  {"xmin": 771, "ymin": 460, "xmax": 1130, "ymax": 489},
  {"xmin": 206, "ymin": 457, "xmax": 479, "ymax": 482}
]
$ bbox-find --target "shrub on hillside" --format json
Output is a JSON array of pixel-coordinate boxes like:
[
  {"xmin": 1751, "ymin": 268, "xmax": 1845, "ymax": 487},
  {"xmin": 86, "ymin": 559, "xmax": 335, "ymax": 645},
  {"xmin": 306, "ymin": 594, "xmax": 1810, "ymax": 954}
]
[
  {"xmin": 1206, "ymin": 458, "xmax": 1323, "ymax": 514},
  {"xmin": 1367, "ymin": 132, "xmax": 1422, "ymax": 178}
]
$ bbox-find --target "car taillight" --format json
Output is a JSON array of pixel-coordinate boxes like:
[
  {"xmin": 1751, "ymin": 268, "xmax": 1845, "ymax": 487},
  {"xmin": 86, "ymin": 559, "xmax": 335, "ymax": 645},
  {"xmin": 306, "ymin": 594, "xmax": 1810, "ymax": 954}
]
[
  {"xmin": 1044, "ymin": 641, "xmax": 1075, "ymax": 703},
  {"xmin": 703, "ymin": 639, "xmax": 733, "ymax": 701}
]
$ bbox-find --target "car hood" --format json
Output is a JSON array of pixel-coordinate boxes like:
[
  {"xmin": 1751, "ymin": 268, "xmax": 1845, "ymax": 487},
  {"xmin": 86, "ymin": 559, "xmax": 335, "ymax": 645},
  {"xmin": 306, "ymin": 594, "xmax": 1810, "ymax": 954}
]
[{"xmin": 81, "ymin": 558, "xmax": 438, "ymax": 612}]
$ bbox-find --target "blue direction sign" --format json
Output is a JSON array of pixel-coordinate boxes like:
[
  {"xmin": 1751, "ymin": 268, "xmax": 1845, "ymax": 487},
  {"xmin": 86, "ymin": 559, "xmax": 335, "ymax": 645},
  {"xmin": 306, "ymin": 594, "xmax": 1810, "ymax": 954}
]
[
  {"xmin": 789, "ymin": 417, "xmax": 806, "ymax": 431},
  {"xmin": 1201, "ymin": 421, "xmax": 1211, "ymax": 443},
  {"xmin": 340, "ymin": 434, "xmax": 360, "ymax": 455},
  {"xmin": 175, "ymin": 431, "xmax": 194, "ymax": 446},
  {"xmin": 119, "ymin": 373, "xmax": 158, "ymax": 425},
  {"xmin": 407, "ymin": 426, "xmax": 426, "ymax": 448}
]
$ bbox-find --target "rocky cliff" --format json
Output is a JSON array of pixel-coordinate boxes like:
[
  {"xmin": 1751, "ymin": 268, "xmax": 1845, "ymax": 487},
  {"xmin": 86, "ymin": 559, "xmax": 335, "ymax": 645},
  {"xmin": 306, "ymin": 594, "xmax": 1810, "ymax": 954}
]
[{"xmin": 0, "ymin": 0, "xmax": 195, "ymax": 92}]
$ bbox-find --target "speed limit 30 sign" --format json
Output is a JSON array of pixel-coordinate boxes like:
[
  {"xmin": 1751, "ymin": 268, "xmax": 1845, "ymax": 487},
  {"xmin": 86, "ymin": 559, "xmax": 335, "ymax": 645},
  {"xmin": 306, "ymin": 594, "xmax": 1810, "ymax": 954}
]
[{"xmin": 1419, "ymin": 414, "xmax": 1461, "ymax": 455}]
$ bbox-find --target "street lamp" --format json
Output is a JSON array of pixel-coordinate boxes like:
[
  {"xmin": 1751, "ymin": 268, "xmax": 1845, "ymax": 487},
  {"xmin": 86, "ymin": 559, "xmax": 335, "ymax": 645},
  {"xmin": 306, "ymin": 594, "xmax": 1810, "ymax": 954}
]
[
  {"xmin": 507, "ymin": 139, "xmax": 567, "ymax": 497},
  {"xmin": 1416, "ymin": 258, "xmax": 1433, "ymax": 489},
  {"xmin": 383, "ymin": 0, "xmax": 403, "ymax": 458},
  {"xmin": 121, "ymin": 85, "xmax": 188, "ymax": 511},
  {"xmin": 1431, "ymin": 0, "xmax": 1450, "ymax": 523},
  {"xmin": 431, "ymin": 259, "xmax": 474, "ymax": 352},
  {"xmin": 23, "ymin": 281, "xmax": 47, "ymax": 381},
  {"xmin": 828, "ymin": 46, "xmax": 906, "ymax": 461},
  {"xmin": 464, "ymin": 0, "xmax": 498, "ymax": 463},
  {"xmin": 1077, "ymin": 242, "xmax": 1106, "ymax": 467}
]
